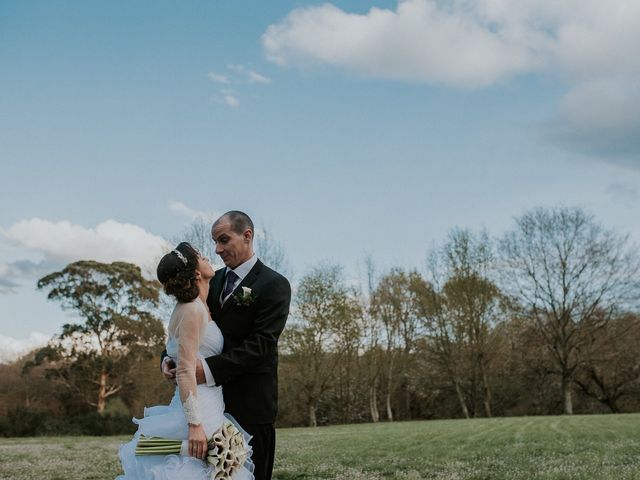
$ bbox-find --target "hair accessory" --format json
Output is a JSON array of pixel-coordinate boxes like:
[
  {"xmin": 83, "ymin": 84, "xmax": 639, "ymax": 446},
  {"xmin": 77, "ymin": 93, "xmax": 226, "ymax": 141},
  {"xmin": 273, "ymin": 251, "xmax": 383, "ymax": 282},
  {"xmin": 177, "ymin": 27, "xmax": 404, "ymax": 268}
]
[{"xmin": 172, "ymin": 249, "xmax": 188, "ymax": 265}]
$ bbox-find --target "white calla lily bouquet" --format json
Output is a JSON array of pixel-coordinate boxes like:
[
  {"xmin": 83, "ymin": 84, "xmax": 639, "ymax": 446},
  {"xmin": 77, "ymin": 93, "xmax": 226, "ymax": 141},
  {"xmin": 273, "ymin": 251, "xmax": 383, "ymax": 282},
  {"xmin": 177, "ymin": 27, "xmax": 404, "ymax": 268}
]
[{"xmin": 135, "ymin": 420, "xmax": 250, "ymax": 480}]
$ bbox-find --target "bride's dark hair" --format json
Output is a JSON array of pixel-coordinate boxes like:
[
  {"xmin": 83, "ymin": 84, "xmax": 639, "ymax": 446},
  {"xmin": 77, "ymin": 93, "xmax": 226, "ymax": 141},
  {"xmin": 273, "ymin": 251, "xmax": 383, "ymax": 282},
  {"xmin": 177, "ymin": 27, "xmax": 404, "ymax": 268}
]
[{"xmin": 157, "ymin": 242, "xmax": 200, "ymax": 303}]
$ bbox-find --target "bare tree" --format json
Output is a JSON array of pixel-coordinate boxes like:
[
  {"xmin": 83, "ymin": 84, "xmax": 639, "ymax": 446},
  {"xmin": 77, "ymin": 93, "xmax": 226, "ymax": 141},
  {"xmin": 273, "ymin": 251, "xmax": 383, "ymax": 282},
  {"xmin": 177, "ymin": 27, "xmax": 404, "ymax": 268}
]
[
  {"xmin": 173, "ymin": 217, "xmax": 217, "ymax": 264},
  {"xmin": 574, "ymin": 313, "xmax": 640, "ymax": 413},
  {"xmin": 499, "ymin": 207, "xmax": 640, "ymax": 414},
  {"xmin": 255, "ymin": 225, "xmax": 291, "ymax": 278},
  {"xmin": 175, "ymin": 218, "xmax": 291, "ymax": 278}
]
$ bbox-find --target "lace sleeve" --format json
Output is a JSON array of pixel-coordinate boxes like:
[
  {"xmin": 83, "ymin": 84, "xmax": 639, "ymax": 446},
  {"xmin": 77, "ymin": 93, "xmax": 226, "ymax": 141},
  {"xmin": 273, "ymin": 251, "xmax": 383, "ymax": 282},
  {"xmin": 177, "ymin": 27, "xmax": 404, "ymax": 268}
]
[{"xmin": 174, "ymin": 302, "xmax": 207, "ymax": 425}]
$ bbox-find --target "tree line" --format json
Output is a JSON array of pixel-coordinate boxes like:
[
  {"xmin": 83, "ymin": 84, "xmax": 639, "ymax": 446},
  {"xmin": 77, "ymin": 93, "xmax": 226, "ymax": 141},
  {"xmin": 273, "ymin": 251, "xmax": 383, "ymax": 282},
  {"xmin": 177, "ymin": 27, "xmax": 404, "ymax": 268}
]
[{"xmin": 2, "ymin": 206, "xmax": 640, "ymax": 435}]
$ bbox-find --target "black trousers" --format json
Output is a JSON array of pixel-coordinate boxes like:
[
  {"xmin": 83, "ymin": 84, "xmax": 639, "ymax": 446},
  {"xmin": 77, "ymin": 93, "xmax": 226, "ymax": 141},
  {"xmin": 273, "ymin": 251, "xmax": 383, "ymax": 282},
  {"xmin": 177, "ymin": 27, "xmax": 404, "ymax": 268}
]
[{"xmin": 242, "ymin": 423, "xmax": 276, "ymax": 480}]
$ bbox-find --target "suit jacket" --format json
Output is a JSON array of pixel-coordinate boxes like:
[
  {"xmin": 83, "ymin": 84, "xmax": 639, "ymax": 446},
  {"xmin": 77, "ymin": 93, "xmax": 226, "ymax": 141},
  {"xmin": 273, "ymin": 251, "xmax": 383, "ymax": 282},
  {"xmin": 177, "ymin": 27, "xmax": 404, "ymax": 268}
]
[{"xmin": 205, "ymin": 259, "xmax": 291, "ymax": 425}]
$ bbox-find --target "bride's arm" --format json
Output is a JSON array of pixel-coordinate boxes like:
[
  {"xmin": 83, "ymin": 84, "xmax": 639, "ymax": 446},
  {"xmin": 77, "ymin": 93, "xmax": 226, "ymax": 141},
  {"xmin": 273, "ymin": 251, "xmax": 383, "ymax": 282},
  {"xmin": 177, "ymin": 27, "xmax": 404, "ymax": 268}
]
[{"xmin": 175, "ymin": 303, "xmax": 208, "ymax": 458}]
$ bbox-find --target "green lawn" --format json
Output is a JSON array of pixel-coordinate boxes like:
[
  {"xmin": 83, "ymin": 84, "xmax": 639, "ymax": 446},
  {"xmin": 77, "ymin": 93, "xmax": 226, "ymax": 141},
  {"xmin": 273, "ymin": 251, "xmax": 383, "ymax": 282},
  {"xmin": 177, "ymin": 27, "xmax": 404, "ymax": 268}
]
[{"xmin": 1, "ymin": 414, "xmax": 639, "ymax": 479}]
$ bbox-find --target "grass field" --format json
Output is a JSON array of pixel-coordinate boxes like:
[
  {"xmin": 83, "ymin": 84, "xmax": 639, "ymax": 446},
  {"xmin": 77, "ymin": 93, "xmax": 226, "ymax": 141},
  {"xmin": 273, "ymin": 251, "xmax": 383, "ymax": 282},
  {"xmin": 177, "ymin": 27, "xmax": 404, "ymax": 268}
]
[{"xmin": 1, "ymin": 414, "xmax": 639, "ymax": 479}]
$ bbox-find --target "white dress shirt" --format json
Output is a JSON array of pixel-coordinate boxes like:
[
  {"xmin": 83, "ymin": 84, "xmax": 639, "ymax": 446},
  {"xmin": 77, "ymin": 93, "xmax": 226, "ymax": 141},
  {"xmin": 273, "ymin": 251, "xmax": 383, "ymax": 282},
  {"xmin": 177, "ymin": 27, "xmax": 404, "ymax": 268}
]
[{"xmin": 202, "ymin": 254, "xmax": 258, "ymax": 386}]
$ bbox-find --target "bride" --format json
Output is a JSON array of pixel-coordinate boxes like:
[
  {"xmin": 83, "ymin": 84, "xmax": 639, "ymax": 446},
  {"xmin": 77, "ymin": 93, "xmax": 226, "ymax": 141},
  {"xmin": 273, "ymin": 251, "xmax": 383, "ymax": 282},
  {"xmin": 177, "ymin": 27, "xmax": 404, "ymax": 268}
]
[{"xmin": 117, "ymin": 242, "xmax": 253, "ymax": 480}]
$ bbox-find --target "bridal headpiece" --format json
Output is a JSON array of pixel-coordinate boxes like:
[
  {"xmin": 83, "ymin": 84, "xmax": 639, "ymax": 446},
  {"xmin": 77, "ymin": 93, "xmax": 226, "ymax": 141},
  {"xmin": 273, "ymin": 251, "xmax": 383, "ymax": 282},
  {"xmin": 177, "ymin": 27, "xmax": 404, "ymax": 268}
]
[{"xmin": 172, "ymin": 249, "xmax": 188, "ymax": 265}]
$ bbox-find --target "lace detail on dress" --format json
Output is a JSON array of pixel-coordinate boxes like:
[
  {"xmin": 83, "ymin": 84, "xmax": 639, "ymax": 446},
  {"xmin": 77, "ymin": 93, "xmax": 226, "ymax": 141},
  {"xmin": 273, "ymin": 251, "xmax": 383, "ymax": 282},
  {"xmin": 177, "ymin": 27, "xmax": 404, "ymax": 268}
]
[
  {"xmin": 182, "ymin": 391, "xmax": 202, "ymax": 425},
  {"xmin": 167, "ymin": 300, "xmax": 208, "ymax": 420}
]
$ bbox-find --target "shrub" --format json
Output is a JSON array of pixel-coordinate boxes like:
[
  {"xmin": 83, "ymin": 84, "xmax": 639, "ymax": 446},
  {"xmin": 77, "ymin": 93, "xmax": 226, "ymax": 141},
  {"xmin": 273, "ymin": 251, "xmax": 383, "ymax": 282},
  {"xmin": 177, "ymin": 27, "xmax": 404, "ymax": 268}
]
[
  {"xmin": 0, "ymin": 407, "xmax": 47, "ymax": 437},
  {"xmin": 69, "ymin": 412, "xmax": 135, "ymax": 436},
  {"xmin": 0, "ymin": 408, "xmax": 135, "ymax": 437}
]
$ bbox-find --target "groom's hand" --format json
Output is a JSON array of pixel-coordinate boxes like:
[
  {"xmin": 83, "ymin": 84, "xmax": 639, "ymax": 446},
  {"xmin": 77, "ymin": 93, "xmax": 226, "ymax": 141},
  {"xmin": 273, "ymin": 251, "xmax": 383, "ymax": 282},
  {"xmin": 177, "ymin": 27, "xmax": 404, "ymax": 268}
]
[
  {"xmin": 195, "ymin": 362, "xmax": 206, "ymax": 385},
  {"xmin": 162, "ymin": 357, "xmax": 177, "ymax": 384}
]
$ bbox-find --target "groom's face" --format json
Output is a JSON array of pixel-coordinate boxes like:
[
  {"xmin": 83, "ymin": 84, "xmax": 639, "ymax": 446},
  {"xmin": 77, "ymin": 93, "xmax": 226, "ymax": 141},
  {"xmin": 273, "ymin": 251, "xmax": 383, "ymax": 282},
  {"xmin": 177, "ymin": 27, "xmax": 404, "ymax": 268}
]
[{"xmin": 212, "ymin": 220, "xmax": 253, "ymax": 269}]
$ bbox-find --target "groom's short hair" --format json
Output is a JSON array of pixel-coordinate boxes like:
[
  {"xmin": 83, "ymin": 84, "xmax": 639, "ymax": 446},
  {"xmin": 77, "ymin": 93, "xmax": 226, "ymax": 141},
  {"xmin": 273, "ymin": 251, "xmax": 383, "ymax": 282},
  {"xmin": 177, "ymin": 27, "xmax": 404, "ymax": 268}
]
[{"xmin": 217, "ymin": 210, "xmax": 254, "ymax": 236}]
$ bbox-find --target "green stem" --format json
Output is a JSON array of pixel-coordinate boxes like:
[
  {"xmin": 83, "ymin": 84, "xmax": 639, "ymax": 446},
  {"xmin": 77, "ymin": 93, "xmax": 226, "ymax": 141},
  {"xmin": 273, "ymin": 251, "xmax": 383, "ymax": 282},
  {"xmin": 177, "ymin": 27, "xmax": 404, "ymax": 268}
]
[{"xmin": 135, "ymin": 436, "xmax": 183, "ymax": 456}]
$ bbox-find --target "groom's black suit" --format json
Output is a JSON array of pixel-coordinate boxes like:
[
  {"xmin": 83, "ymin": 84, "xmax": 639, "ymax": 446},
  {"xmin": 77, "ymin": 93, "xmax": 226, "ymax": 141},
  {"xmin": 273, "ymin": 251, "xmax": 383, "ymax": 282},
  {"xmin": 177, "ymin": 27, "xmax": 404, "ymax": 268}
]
[{"xmin": 205, "ymin": 259, "xmax": 290, "ymax": 480}]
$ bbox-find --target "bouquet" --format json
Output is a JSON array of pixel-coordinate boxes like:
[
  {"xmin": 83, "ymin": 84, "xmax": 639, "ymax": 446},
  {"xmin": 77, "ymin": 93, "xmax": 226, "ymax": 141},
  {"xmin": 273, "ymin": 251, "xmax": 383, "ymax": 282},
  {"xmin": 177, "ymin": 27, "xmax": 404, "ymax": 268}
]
[{"xmin": 135, "ymin": 420, "xmax": 250, "ymax": 480}]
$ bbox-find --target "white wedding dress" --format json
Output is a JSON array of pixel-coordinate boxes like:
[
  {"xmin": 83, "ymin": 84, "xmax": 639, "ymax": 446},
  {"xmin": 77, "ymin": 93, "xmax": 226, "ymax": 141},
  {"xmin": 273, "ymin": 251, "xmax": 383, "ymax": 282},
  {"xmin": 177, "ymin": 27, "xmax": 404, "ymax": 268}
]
[{"xmin": 116, "ymin": 297, "xmax": 254, "ymax": 480}]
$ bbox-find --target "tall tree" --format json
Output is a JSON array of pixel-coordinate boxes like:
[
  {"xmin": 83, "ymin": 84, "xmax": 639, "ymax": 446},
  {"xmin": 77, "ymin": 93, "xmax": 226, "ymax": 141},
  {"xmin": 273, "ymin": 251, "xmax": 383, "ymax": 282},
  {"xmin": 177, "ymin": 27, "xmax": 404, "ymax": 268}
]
[
  {"xmin": 500, "ymin": 207, "xmax": 640, "ymax": 414},
  {"xmin": 331, "ymin": 291, "xmax": 363, "ymax": 424},
  {"xmin": 362, "ymin": 256, "xmax": 383, "ymax": 422},
  {"xmin": 370, "ymin": 269, "xmax": 429, "ymax": 420},
  {"xmin": 36, "ymin": 261, "xmax": 165, "ymax": 413},
  {"xmin": 440, "ymin": 273, "xmax": 501, "ymax": 417},
  {"xmin": 441, "ymin": 229, "xmax": 503, "ymax": 417},
  {"xmin": 283, "ymin": 264, "xmax": 360, "ymax": 426},
  {"xmin": 421, "ymin": 261, "xmax": 471, "ymax": 418},
  {"xmin": 255, "ymin": 225, "xmax": 291, "ymax": 278}
]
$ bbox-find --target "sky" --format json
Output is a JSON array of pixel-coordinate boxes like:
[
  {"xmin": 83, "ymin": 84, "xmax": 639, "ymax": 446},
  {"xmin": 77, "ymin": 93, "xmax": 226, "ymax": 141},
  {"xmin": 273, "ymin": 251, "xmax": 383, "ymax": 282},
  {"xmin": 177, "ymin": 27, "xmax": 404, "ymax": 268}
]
[{"xmin": 1, "ymin": 0, "xmax": 640, "ymax": 361}]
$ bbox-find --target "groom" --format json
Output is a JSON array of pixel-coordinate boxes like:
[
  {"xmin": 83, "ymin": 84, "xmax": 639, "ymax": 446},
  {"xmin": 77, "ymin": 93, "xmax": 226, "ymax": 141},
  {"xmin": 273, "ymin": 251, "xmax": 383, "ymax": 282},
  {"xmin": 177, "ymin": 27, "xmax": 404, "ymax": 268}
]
[{"xmin": 164, "ymin": 211, "xmax": 291, "ymax": 480}]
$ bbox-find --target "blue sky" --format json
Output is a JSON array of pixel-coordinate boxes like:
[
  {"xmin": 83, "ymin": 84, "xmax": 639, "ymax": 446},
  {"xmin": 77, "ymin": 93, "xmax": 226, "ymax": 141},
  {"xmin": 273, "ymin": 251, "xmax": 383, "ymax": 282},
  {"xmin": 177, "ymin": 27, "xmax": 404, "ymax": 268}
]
[{"xmin": 1, "ymin": 0, "xmax": 639, "ymax": 359}]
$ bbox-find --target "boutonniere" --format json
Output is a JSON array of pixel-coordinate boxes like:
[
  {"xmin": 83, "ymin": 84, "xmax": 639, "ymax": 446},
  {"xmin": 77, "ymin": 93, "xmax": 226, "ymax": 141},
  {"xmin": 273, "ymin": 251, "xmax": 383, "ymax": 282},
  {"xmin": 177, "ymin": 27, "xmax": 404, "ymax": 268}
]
[{"xmin": 234, "ymin": 286, "xmax": 255, "ymax": 306}]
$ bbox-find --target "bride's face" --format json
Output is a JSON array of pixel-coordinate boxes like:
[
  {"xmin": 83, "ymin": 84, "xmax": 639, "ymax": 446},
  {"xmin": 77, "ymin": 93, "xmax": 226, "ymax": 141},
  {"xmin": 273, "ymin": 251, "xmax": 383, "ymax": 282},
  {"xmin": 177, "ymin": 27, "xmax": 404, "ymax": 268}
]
[{"xmin": 196, "ymin": 254, "xmax": 215, "ymax": 281}]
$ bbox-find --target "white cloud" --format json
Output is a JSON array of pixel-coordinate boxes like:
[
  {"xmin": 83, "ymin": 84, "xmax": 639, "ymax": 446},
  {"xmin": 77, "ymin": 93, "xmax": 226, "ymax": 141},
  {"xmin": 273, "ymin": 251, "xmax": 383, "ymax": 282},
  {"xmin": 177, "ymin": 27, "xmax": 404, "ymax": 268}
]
[
  {"xmin": 248, "ymin": 70, "xmax": 272, "ymax": 84},
  {"xmin": 224, "ymin": 94, "xmax": 240, "ymax": 108},
  {"xmin": 0, "ymin": 332, "xmax": 51, "ymax": 364},
  {"xmin": 547, "ymin": 78, "xmax": 640, "ymax": 159},
  {"xmin": 207, "ymin": 71, "xmax": 230, "ymax": 84},
  {"xmin": 212, "ymin": 88, "xmax": 241, "ymax": 108},
  {"xmin": 168, "ymin": 201, "xmax": 223, "ymax": 230},
  {"xmin": 206, "ymin": 66, "xmax": 270, "ymax": 108},
  {"xmin": 263, "ymin": 0, "xmax": 640, "ymax": 160},
  {"xmin": 169, "ymin": 201, "xmax": 212, "ymax": 221},
  {"xmin": 263, "ymin": 0, "xmax": 542, "ymax": 88},
  {"xmin": 2, "ymin": 218, "xmax": 170, "ymax": 270},
  {"xmin": 264, "ymin": 0, "xmax": 640, "ymax": 86}
]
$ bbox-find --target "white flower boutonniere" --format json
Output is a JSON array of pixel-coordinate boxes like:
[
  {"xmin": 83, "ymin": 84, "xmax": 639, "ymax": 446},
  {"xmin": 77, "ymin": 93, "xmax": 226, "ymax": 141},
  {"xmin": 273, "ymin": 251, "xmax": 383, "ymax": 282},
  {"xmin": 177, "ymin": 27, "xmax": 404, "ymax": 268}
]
[{"xmin": 234, "ymin": 286, "xmax": 255, "ymax": 306}]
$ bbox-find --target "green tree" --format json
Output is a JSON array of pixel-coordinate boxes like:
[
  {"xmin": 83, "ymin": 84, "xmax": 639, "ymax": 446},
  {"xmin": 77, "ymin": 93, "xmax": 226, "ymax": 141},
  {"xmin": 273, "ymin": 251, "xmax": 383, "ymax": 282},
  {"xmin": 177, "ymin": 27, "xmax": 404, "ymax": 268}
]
[
  {"xmin": 35, "ymin": 261, "xmax": 165, "ymax": 413},
  {"xmin": 440, "ymin": 273, "xmax": 501, "ymax": 417},
  {"xmin": 370, "ymin": 269, "xmax": 430, "ymax": 421},
  {"xmin": 283, "ymin": 264, "xmax": 360, "ymax": 426},
  {"xmin": 362, "ymin": 256, "xmax": 383, "ymax": 423},
  {"xmin": 441, "ymin": 229, "xmax": 503, "ymax": 417},
  {"xmin": 421, "ymin": 265, "xmax": 471, "ymax": 418}
]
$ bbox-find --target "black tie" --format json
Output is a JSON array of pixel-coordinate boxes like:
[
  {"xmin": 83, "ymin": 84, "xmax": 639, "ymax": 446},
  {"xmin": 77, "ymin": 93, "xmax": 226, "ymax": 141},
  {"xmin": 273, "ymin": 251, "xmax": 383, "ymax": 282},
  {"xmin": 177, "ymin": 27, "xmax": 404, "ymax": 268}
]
[{"xmin": 223, "ymin": 270, "xmax": 239, "ymax": 300}]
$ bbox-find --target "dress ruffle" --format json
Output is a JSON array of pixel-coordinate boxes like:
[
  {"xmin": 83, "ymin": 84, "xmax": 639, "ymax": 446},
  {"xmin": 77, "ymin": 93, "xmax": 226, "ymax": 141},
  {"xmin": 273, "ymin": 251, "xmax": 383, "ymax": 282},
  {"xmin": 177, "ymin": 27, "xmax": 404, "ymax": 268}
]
[{"xmin": 116, "ymin": 386, "xmax": 253, "ymax": 480}]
